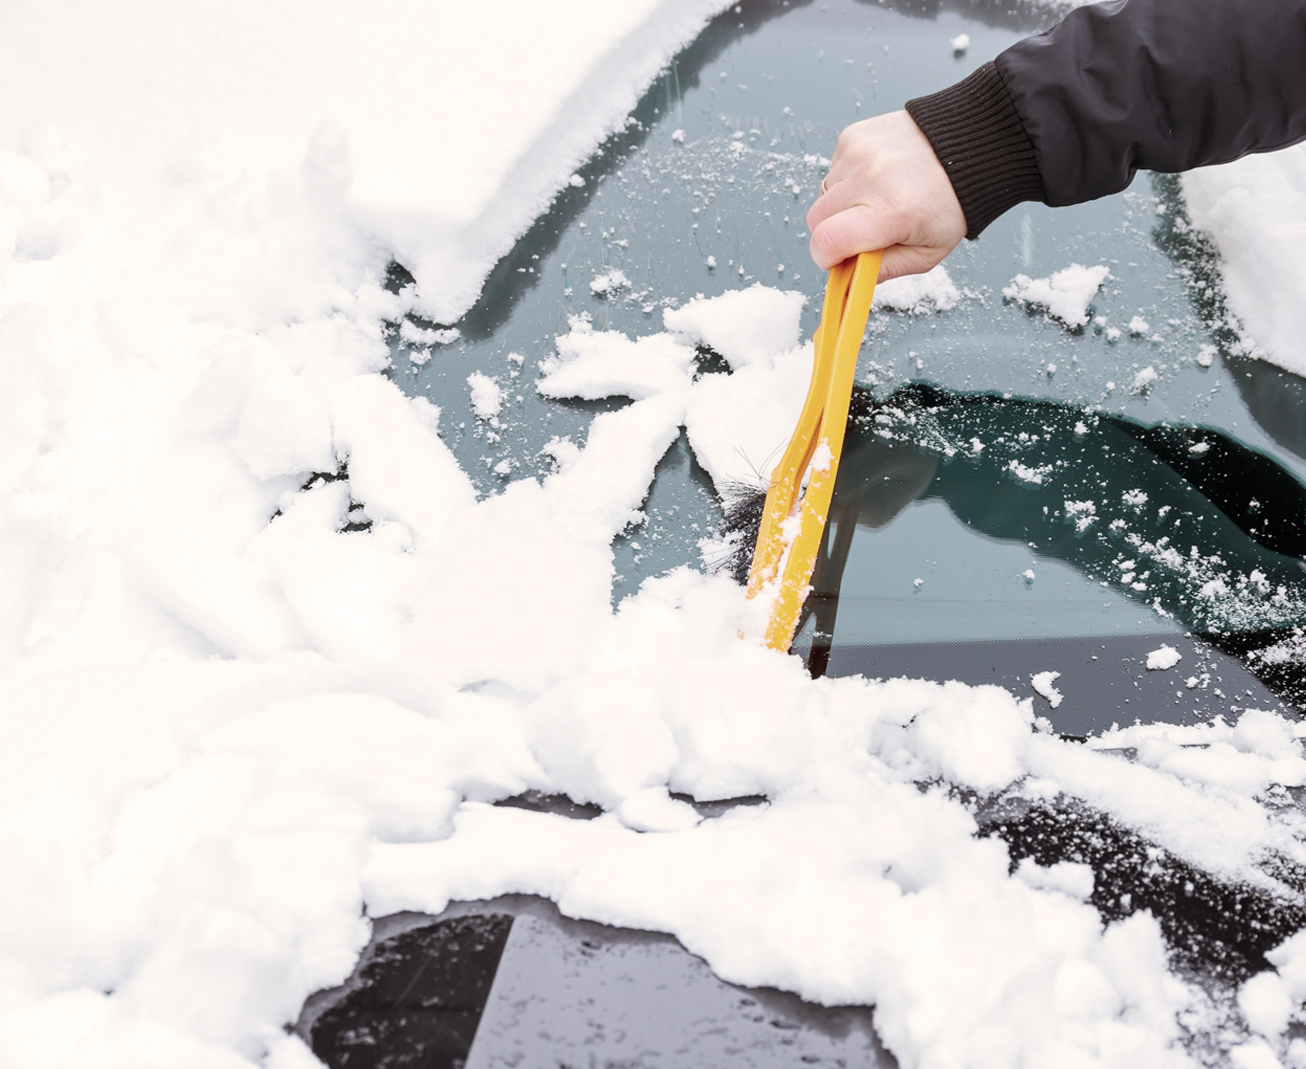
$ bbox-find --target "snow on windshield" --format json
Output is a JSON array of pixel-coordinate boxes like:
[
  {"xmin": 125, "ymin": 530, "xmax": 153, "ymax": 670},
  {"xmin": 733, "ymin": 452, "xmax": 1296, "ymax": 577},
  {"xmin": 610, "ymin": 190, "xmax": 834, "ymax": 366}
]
[{"xmin": 3, "ymin": 2, "xmax": 1306, "ymax": 1068}]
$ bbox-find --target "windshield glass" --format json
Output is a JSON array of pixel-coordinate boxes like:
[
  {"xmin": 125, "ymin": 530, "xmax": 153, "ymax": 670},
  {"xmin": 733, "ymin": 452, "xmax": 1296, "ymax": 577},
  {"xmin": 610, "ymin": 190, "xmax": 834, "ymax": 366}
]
[{"xmin": 389, "ymin": 0, "xmax": 1306, "ymax": 728}]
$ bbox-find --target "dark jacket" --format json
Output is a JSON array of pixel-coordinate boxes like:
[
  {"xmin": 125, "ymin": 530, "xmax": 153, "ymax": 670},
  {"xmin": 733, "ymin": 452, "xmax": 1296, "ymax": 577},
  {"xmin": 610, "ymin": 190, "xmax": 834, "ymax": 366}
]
[{"xmin": 905, "ymin": 0, "xmax": 1306, "ymax": 238}]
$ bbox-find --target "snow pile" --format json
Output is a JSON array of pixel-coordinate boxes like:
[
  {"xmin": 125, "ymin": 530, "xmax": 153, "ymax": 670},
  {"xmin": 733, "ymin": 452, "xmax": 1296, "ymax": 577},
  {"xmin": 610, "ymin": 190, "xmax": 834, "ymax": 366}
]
[
  {"xmin": 0, "ymin": 0, "xmax": 733, "ymax": 324},
  {"xmin": 872, "ymin": 263, "xmax": 960, "ymax": 314},
  {"xmin": 1183, "ymin": 143, "xmax": 1306, "ymax": 376},
  {"xmin": 1003, "ymin": 263, "xmax": 1111, "ymax": 328},
  {"xmin": 1, "ymin": 3, "xmax": 1306, "ymax": 1067}
]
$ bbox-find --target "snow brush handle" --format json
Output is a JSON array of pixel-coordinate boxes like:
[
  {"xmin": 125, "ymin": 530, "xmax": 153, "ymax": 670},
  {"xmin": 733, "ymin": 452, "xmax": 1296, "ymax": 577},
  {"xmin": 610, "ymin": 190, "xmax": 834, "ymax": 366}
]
[{"xmin": 745, "ymin": 250, "xmax": 882, "ymax": 652}]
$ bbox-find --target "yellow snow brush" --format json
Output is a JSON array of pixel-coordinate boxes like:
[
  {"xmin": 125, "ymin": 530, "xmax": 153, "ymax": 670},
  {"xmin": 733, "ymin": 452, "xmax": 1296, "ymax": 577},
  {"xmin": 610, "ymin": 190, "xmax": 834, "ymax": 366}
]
[{"xmin": 745, "ymin": 250, "xmax": 882, "ymax": 651}]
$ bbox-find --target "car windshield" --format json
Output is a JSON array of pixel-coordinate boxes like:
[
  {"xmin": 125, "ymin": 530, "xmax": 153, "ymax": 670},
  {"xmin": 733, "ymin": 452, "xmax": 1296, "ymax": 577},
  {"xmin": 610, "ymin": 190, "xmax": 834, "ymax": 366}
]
[{"xmin": 390, "ymin": 0, "xmax": 1306, "ymax": 733}]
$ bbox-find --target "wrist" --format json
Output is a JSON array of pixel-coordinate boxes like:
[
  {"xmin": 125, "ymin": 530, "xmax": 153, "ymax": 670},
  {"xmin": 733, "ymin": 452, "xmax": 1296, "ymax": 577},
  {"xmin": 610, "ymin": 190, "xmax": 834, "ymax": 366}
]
[{"xmin": 905, "ymin": 62, "xmax": 1046, "ymax": 239}]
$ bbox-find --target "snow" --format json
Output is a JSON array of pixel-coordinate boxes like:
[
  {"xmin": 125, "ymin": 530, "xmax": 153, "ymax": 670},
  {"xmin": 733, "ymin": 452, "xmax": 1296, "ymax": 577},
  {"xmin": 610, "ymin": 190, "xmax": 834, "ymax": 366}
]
[
  {"xmin": 1003, "ymin": 263, "xmax": 1110, "ymax": 328},
  {"xmin": 1132, "ymin": 365, "xmax": 1159, "ymax": 393},
  {"xmin": 663, "ymin": 284, "xmax": 806, "ymax": 369},
  {"xmin": 1031, "ymin": 670, "xmax": 1064, "ymax": 708},
  {"xmin": 589, "ymin": 268, "xmax": 630, "ymax": 296},
  {"xmin": 1147, "ymin": 645, "xmax": 1183, "ymax": 671},
  {"xmin": 2, "ymin": 2, "xmax": 1306, "ymax": 1067},
  {"xmin": 1184, "ymin": 143, "xmax": 1306, "ymax": 376},
  {"xmin": 950, "ymin": 33, "xmax": 971, "ymax": 52},
  {"xmin": 872, "ymin": 263, "xmax": 960, "ymax": 314},
  {"xmin": 538, "ymin": 315, "xmax": 698, "ymax": 401},
  {"xmin": 467, "ymin": 372, "xmax": 504, "ymax": 421}
]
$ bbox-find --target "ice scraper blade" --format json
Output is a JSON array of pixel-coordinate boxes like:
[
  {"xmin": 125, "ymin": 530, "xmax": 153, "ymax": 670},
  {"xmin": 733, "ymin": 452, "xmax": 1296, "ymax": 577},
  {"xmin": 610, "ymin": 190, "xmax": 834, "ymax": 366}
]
[{"xmin": 745, "ymin": 250, "xmax": 881, "ymax": 651}]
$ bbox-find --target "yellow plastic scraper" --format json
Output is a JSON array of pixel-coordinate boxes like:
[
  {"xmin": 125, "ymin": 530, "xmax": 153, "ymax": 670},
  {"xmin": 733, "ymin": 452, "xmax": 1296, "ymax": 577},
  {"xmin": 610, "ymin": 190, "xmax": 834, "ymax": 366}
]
[{"xmin": 745, "ymin": 250, "xmax": 882, "ymax": 651}]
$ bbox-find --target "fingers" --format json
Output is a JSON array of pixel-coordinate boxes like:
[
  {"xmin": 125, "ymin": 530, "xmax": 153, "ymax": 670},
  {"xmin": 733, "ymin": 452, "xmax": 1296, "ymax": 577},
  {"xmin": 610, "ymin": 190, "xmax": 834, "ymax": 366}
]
[
  {"xmin": 808, "ymin": 202, "xmax": 905, "ymax": 271},
  {"xmin": 878, "ymin": 244, "xmax": 949, "ymax": 282},
  {"xmin": 804, "ymin": 110, "xmax": 967, "ymax": 277}
]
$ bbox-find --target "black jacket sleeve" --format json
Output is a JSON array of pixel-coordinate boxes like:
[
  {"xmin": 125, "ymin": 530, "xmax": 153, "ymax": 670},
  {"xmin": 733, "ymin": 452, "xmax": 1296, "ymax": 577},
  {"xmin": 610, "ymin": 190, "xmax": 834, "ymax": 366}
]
[{"xmin": 905, "ymin": 0, "xmax": 1306, "ymax": 238}]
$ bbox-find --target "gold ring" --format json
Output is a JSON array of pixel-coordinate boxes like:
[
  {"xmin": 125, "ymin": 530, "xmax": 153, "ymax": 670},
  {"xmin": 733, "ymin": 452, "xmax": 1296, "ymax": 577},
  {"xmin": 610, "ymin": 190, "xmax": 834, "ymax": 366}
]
[{"xmin": 821, "ymin": 177, "xmax": 829, "ymax": 195}]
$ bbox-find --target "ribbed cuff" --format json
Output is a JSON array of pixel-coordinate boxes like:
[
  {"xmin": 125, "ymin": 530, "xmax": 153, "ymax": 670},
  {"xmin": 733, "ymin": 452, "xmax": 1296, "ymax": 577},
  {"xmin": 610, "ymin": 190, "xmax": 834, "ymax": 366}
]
[{"xmin": 906, "ymin": 62, "xmax": 1047, "ymax": 239}]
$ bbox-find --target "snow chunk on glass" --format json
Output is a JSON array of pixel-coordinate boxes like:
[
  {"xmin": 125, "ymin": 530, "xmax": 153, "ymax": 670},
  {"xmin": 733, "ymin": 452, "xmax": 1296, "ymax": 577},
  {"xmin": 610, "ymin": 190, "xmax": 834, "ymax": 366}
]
[
  {"xmin": 467, "ymin": 372, "xmax": 504, "ymax": 421},
  {"xmin": 872, "ymin": 264, "xmax": 960, "ymax": 315},
  {"xmin": 538, "ymin": 316, "xmax": 696, "ymax": 401},
  {"xmin": 664, "ymin": 284, "xmax": 805, "ymax": 371},
  {"xmin": 1031, "ymin": 669, "xmax": 1064, "ymax": 708},
  {"xmin": 1003, "ymin": 263, "xmax": 1110, "ymax": 328},
  {"xmin": 1146, "ymin": 644, "xmax": 1182, "ymax": 671}
]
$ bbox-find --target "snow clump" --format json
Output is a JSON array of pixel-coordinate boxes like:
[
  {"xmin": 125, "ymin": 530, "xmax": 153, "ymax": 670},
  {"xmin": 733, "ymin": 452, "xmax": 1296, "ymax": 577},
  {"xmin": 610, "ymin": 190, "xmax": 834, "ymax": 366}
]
[
  {"xmin": 1146, "ymin": 645, "xmax": 1183, "ymax": 671},
  {"xmin": 1031, "ymin": 670, "xmax": 1064, "ymax": 708},
  {"xmin": 663, "ymin": 284, "xmax": 806, "ymax": 369},
  {"xmin": 872, "ymin": 263, "xmax": 960, "ymax": 314},
  {"xmin": 590, "ymin": 268, "xmax": 630, "ymax": 295},
  {"xmin": 1003, "ymin": 263, "xmax": 1111, "ymax": 328},
  {"xmin": 539, "ymin": 315, "xmax": 698, "ymax": 400},
  {"xmin": 1132, "ymin": 365, "xmax": 1159, "ymax": 393},
  {"xmin": 468, "ymin": 372, "xmax": 504, "ymax": 420}
]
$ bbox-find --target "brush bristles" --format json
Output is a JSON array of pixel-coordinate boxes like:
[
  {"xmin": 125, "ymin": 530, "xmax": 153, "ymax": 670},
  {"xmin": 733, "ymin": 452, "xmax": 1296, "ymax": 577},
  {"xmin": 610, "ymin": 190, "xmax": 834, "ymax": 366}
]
[{"xmin": 713, "ymin": 482, "xmax": 769, "ymax": 585}]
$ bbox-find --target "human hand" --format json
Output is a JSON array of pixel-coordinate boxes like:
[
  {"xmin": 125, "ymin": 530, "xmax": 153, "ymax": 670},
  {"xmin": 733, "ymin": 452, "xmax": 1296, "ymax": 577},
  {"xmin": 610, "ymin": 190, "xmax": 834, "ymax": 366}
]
[{"xmin": 806, "ymin": 110, "xmax": 967, "ymax": 281}]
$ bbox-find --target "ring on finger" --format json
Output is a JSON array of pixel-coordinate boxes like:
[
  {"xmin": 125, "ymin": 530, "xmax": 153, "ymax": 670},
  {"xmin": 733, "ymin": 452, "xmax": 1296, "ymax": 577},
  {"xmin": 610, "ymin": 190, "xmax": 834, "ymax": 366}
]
[{"xmin": 821, "ymin": 176, "xmax": 829, "ymax": 195}]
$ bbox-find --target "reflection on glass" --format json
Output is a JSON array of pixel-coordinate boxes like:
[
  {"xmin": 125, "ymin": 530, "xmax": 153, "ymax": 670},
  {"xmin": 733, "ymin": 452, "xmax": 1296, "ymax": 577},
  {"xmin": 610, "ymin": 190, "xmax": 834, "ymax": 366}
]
[{"xmin": 788, "ymin": 385, "xmax": 1306, "ymax": 681}]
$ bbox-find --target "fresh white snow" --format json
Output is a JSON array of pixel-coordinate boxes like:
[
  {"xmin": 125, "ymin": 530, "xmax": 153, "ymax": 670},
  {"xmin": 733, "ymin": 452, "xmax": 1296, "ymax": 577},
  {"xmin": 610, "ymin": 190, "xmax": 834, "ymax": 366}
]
[
  {"xmin": 1147, "ymin": 645, "xmax": 1183, "ymax": 671},
  {"xmin": 1031, "ymin": 670, "xmax": 1064, "ymax": 708},
  {"xmin": 872, "ymin": 263, "xmax": 961, "ymax": 314},
  {"xmin": 1003, "ymin": 263, "xmax": 1111, "ymax": 328},
  {"xmin": 1184, "ymin": 143, "xmax": 1306, "ymax": 376},
  {"xmin": 2, "ymin": 2, "xmax": 1306, "ymax": 1068}
]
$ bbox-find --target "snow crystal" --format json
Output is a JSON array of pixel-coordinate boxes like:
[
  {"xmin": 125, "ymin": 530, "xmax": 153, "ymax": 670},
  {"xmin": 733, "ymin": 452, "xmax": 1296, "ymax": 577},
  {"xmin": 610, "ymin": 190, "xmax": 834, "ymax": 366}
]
[
  {"xmin": 1189, "ymin": 441, "xmax": 1210, "ymax": 455},
  {"xmin": 1002, "ymin": 263, "xmax": 1110, "ymax": 328},
  {"xmin": 671, "ymin": 128, "xmax": 686, "ymax": 143},
  {"xmin": 1128, "ymin": 315, "xmax": 1152, "ymax": 336},
  {"xmin": 872, "ymin": 263, "xmax": 960, "ymax": 314},
  {"xmin": 1031, "ymin": 670, "xmax": 1063, "ymax": 708},
  {"xmin": 949, "ymin": 33, "xmax": 970, "ymax": 51},
  {"xmin": 1145, "ymin": 645, "xmax": 1182, "ymax": 671},
  {"xmin": 1196, "ymin": 343, "xmax": 1217, "ymax": 368}
]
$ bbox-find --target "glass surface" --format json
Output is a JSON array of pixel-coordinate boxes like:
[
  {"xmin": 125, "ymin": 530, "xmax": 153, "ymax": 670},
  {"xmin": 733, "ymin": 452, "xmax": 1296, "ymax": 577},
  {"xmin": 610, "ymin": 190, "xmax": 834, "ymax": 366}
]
[{"xmin": 387, "ymin": 0, "xmax": 1306, "ymax": 698}]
